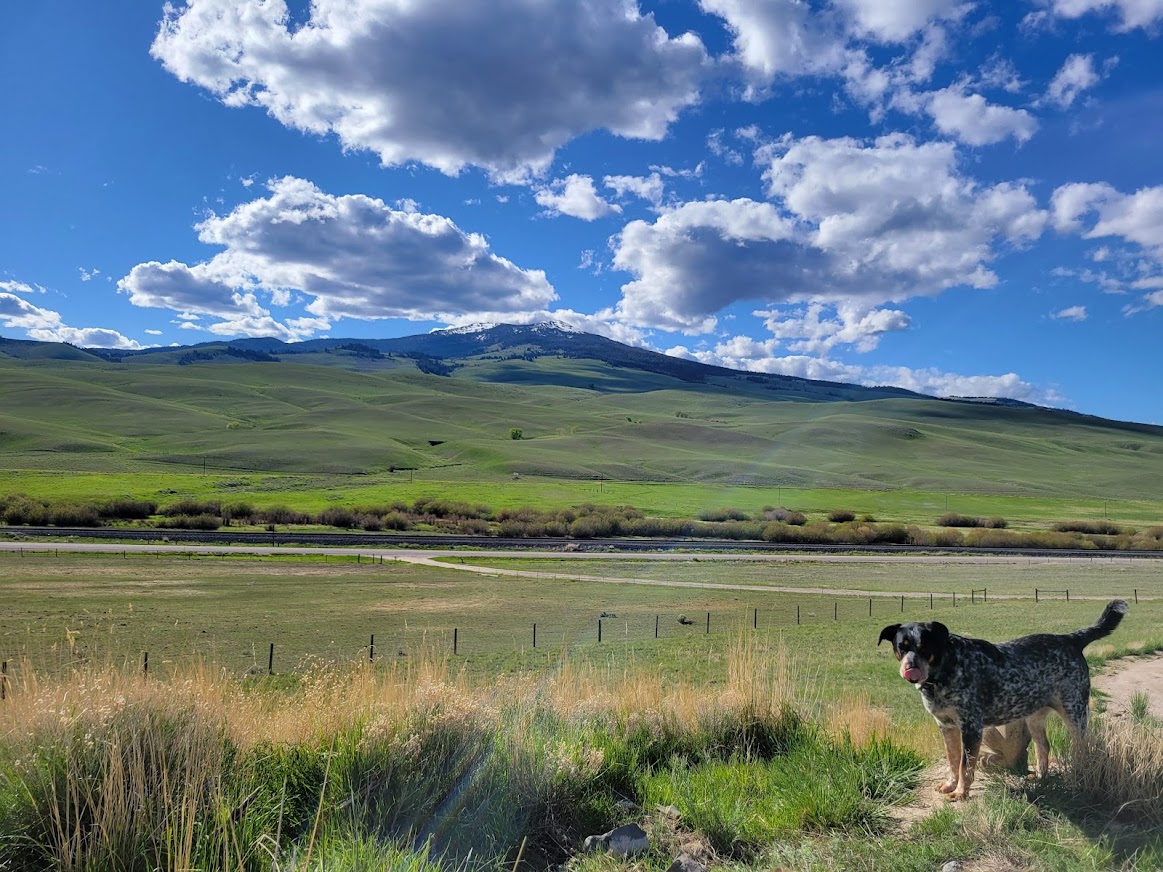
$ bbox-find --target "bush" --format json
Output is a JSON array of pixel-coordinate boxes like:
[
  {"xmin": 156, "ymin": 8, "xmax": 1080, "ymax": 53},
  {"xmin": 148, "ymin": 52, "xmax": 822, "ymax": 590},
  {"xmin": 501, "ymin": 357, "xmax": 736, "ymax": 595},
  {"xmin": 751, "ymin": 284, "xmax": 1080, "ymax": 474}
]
[
  {"xmin": 159, "ymin": 499, "xmax": 221, "ymax": 517},
  {"xmin": 1, "ymin": 494, "xmax": 50, "ymax": 526},
  {"xmin": 256, "ymin": 505, "xmax": 310, "ymax": 525},
  {"xmin": 698, "ymin": 507, "xmax": 751, "ymax": 522},
  {"xmin": 982, "ymin": 516, "xmax": 1008, "ymax": 529},
  {"xmin": 157, "ymin": 513, "xmax": 221, "ymax": 531},
  {"xmin": 318, "ymin": 506, "xmax": 357, "ymax": 528},
  {"xmin": 381, "ymin": 512, "xmax": 412, "ymax": 531},
  {"xmin": 827, "ymin": 509, "xmax": 856, "ymax": 523},
  {"xmin": 936, "ymin": 513, "xmax": 981, "ymax": 528},
  {"xmin": 98, "ymin": 499, "xmax": 158, "ymax": 520},
  {"xmin": 1053, "ymin": 520, "xmax": 1124, "ymax": 536},
  {"xmin": 48, "ymin": 503, "xmax": 101, "ymax": 527}
]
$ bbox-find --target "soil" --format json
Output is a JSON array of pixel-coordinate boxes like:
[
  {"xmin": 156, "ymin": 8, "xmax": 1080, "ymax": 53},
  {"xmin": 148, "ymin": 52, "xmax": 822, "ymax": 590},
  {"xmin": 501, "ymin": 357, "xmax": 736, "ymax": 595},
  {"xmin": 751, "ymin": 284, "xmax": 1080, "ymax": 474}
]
[{"xmin": 1092, "ymin": 652, "xmax": 1163, "ymax": 722}]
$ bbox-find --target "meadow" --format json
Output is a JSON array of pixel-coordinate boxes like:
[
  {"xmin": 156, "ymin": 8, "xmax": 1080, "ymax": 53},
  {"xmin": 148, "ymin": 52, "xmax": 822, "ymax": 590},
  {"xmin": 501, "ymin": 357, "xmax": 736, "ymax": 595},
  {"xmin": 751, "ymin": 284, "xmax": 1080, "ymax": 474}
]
[{"xmin": 2, "ymin": 550, "xmax": 1163, "ymax": 869}]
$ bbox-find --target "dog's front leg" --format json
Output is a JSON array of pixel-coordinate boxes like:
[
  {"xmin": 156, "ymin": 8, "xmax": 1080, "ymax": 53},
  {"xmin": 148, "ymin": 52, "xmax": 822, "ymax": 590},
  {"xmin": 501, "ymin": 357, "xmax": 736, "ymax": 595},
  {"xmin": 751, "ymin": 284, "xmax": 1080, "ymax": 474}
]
[
  {"xmin": 952, "ymin": 721, "xmax": 983, "ymax": 801},
  {"xmin": 936, "ymin": 726, "xmax": 961, "ymax": 794}
]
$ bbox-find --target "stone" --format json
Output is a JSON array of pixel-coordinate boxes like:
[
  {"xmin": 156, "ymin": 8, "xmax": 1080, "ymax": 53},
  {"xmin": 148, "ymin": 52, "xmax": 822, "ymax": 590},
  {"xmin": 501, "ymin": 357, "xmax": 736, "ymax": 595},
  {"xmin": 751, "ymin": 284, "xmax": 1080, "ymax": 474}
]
[
  {"xmin": 666, "ymin": 854, "xmax": 707, "ymax": 872},
  {"xmin": 941, "ymin": 861, "xmax": 965, "ymax": 872},
  {"xmin": 583, "ymin": 823, "xmax": 649, "ymax": 857}
]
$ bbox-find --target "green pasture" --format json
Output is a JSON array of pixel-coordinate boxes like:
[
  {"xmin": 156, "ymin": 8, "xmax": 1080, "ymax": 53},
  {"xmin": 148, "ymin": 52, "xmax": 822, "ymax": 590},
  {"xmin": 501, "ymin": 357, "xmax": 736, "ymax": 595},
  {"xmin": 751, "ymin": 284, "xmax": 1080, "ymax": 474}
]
[
  {"xmin": 4, "ymin": 356, "xmax": 1163, "ymax": 504},
  {"xmin": 2, "ymin": 551, "xmax": 1159, "ymax": 722},
  {"xmin": 447, "ymin": 555, "xmax": 1163, "ymax": 598},
  {"xmin": 2, "ymin": 468, "xmax": 1162, "ymax": 531}
]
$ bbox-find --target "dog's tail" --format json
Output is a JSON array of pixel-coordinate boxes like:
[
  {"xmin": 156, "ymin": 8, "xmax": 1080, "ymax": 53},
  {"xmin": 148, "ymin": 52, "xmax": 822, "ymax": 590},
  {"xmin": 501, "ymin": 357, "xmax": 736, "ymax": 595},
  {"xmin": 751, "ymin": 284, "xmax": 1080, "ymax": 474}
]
[{"xmin": 1071, "ymin": 599, "xmax": 1129, "ymax": 649}]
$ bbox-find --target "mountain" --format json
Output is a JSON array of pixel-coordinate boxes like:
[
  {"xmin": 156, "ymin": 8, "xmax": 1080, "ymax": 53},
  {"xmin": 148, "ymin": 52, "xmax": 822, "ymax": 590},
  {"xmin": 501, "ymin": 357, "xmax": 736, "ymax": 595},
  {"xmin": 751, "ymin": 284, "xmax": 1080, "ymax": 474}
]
[
  {"xmin": 2, "ymin": 323, "xmax": 1162, "ymax": 496},
  {"xmin": 84, "ymin": 322, "xmax": 923, "ymax": 403}
]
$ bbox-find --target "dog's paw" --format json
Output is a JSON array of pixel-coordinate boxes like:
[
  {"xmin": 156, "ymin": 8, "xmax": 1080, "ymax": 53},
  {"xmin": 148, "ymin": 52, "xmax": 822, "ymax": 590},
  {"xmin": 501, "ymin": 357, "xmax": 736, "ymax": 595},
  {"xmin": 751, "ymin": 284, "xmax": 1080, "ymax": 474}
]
[{"xmin": 935, "ymin": 780, "xmax": 957, "ymax": 794}]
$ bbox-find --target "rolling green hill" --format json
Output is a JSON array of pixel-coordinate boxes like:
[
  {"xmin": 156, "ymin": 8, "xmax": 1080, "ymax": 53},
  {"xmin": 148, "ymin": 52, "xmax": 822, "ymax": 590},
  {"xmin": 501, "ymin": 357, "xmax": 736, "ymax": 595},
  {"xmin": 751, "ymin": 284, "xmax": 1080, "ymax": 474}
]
[{"xmin": 1, "ymin": 324, "xmax": 1162, "ymax": 499}]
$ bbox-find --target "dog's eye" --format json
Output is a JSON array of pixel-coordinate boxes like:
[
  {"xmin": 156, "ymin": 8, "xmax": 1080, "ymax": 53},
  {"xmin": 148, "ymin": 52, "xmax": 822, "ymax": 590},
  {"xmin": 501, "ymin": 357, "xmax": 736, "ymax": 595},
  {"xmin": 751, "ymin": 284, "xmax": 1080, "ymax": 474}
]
[{"xmin": 899, "ymin": 640, "xmax": 909, "ymax": 650}]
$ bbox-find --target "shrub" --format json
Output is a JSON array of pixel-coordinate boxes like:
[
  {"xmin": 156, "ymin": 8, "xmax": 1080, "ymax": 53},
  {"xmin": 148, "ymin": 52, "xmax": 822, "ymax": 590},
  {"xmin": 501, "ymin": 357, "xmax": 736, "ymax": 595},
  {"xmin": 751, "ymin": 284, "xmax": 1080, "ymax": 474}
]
[
  {"xmin": 256, "ymin": 505, "xmax": 310, "ymax": 525},
  {"xmin": 1053, "ymin": 520, "xmax": 1124, "ymax": 536},
  {"xmin": 982, "ymin": 516, "xmax": 1008, "ymax": 529},
  {"xmin": 1, "ymin": 495, "xmax": 50, "ymax": 526},
  {"xmin": 318, "ymin": 506, "xmax": 357, "ymax": 528},
  {"xmin": 698, "ymin": 507, "xmax": 751, "ymax": 522},
  {"xmin": 97, "ymin": 499, "xmax": 158, "ymax": 520},
  {"xmin": 381, "ymin": 512, "xmax": 412, "ymax": 531},
  {"xmin": 221, "ymin": 501, "xmax": 255, "ymax": 523},
  {"xmin": 48, "ymin": 503, "xmax": 101, "ymax": 527},
  {"xmin": 157, "ymin": 513, "xmax": 221, "ymax": 531},
  {"xmin": 936, "ymin": 513, "xmax": 981, "ymax": 528},
  {"xmin": 159, "ymin": 499, "xmax": 221, "ymax": 517},
  {"xmin": 827, "ymin": 509, "xmax": 856, "ymax": 523},
  {"xmin": 359, "ymin": 514, "xmax": 384, "ymax": 531}
]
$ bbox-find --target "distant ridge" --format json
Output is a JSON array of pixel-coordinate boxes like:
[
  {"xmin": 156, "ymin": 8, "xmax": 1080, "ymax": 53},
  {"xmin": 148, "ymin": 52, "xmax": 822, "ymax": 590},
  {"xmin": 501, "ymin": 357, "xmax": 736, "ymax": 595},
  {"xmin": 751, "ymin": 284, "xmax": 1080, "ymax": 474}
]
[{"xmin": 68, "ymin": 321, "xmax": 923, "ymax": 404}]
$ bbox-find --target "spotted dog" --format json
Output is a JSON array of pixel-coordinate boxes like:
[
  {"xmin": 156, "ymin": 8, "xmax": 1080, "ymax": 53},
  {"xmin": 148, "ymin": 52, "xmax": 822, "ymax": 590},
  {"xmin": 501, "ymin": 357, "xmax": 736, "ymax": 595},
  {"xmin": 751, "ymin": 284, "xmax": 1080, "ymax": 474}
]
[{"xmin": 878, "ymin": 599, "xmax": 1128, "ymax": 801}]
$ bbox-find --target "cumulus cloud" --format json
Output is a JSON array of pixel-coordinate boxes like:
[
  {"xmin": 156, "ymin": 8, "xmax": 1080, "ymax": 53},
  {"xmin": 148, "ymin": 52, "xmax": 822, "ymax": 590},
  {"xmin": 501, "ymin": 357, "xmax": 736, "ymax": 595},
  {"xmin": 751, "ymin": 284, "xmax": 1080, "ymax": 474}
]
[
  {"xmin": 151, "ymin": 0, "xmax": 707, "ymax": 179},
  {"xmin": 665, "ymin": 339, "xmax": 1053, "ymax": 403},
  {"xmin": 1051, "ymin": 182, "xmax": 1163, "ymax": 256},
  {"xmin": 1044, "ymin": 0, "xmax": 1163, "ymax": 30},
  {"xmin": 534, "ymin": 175, "xmax": 621, "ymax": 220},
  {"xmin": 757, "ymin": 302, "xmax": 912, "ymax": 354},
  {"xmin": 921, "ymin": 84, "xmax": 1038, "ymax": 145},
  {"xmin": 604, "ymin": 173, "xmax": 666, "ymax": 206},
  {"xmin": 608, "ymin": 133, "xmax": 1046, "ymax": 333},
  {"xmin": 1052, "ymin": 305, "xmax": 1089, "ymax": 320},
  {"xmin": 0, "ymin": 291, "xmax": 141, "ymax": 349},
  {"xmin": 833, "ymin": 0, "xmax": 968, "ymax": 42},
  {"xmin": 118, "ymin": 176, "xmax": 557, "ymax": 338},
  {"xmin": 698, "ymin": 0, "xmax": 850, "ymax": 87},
  {"xmin": 1044, "ymin": 54, "xmax": 1102, "ymax": 109}
]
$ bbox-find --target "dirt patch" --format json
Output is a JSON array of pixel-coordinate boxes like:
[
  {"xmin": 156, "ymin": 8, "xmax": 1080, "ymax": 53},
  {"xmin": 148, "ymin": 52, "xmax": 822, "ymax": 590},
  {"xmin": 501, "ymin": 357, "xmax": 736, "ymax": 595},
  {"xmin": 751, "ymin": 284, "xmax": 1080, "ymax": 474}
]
[{"xmin": 1093, "ymin": 652, "xmax": 1163, "ymax": 721}]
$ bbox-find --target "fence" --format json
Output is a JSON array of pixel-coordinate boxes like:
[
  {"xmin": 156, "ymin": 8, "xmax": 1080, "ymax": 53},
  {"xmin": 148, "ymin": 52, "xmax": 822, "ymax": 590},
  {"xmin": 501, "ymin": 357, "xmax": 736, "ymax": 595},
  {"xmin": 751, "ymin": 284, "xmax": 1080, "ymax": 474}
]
[{"xmin": 3, "ymin": 588, "xmax": 1145, "ymax": 688}]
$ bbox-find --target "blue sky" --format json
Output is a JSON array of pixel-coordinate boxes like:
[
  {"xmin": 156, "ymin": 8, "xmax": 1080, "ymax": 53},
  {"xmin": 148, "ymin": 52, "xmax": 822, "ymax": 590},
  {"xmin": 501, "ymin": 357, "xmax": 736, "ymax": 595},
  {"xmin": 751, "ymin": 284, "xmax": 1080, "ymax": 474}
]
[{"xmin": 2, "ymin": 1, "xmax": 1161, "ymax": 424}]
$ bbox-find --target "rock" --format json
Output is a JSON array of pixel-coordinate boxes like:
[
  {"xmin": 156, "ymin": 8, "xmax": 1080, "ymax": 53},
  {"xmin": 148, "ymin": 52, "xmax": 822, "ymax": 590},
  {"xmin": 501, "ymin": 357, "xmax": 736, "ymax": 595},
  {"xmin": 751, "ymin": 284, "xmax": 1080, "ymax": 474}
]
[
  {"xmin": 979, "ymin": 720, "xmax": 1031, "ymax": 773},
  {"xmin": 657, "ymin": 804, "xmax": 682, "ymax": 819},
  {"xmin": 583, "ymin": 823, "xmax": 649, "ymax": 857},
  {"xmin": 666, "ymin": 854, "xmax": 707, "ymax": 872},
  {"xmin": 941, "ymin": 862, "xmax": 965, "ymax": 872}
]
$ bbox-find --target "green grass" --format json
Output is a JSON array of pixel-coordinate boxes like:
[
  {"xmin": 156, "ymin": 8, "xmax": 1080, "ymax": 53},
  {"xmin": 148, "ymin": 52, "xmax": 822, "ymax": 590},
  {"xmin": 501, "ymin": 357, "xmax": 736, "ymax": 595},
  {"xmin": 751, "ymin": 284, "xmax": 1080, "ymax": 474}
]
[
  {"xmin": 4, "ymin": 356, "xmax": 1163, "ymax": 505},
  {"xmin": 448, "ymin": 555, "xmax": 1163, "ymax": 598},
  {"xmin": 1, "ymin": 551, "xmax": 1160, "ymax": 712}
]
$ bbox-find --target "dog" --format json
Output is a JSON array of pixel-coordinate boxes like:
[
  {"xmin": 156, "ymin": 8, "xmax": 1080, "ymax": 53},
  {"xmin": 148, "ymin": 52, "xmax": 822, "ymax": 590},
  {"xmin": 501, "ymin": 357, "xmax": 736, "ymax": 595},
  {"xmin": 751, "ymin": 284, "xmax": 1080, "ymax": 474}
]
[{"xmin": 878, "ymin": 599, "xmax": 1128, "ymax": 801}]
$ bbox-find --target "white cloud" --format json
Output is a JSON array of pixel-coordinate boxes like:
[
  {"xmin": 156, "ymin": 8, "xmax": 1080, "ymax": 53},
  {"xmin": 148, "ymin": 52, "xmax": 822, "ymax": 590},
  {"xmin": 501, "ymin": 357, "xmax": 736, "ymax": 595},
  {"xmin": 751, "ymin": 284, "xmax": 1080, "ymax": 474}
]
[
  {"xmin": 0, "ymin": 291, "xmax": 141, "ymax": 349},
  {"xmin": 699, "ymin": 0, "xmax": 843, "ymax": 79},
  {"xmin": 1052, "ymin": 305, "xmax": 1089, "ymax": 320},
  {"xmin": 0, "ymin": 280, "xmax": 43, "ymax": 295},
  {"xmin": 834, "ymin": 0, "xmax": 967, "ymax": 42},
  {"xmin": 756, "ymin": 302, "xmax": 912, "ymax": 353},
  {"xmin": 923, "ymin": 85, "xmax": 1038, "ymax": 145},
  {"xmin": 119, "ymin": 176, "xmax": 557, "ymax": 338},
  {"xmin": 665, "ymin": 340, "xmax": 1055, "ymax": 404},
  {"xmin": 534, "ymin": 175, "xmax": 621, "ymax": 220},
  {"xmin": 1051, "ymin": 182, "xmax": 1163, "ymax": 255},
  {"xmin": 604, "ymin": 173, "xmax": 665, "ymax": 206},
  {"xmin": 78, "ymin": 267, "xmax": 101, "ymax": 282},
  {"xmin": 1045, "ymin": 0, "xmax": 1163, "ymax": 30},
  {"xmin": 610, "ymin": 133, "xmax": 1047, "ymax": 333},
  {"xmin": 1044, "ymin": 54, "xmax": 1101, "ymax": 109},
  {"xmin": 152, "ymin": 0, "xmax": 707, "ymax": 180}
]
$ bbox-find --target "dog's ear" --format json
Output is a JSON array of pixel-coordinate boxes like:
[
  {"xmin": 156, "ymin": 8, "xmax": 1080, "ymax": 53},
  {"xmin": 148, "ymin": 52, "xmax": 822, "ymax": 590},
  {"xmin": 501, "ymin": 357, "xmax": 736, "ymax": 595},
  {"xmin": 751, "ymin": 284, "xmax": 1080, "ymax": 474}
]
[
  {"xmin": 924, "ymin": 622, "xmax": 950, "ymax": 657},
  {"xmin": 877, "ymin": 624, "xmax": 901, "ymax": 647}
]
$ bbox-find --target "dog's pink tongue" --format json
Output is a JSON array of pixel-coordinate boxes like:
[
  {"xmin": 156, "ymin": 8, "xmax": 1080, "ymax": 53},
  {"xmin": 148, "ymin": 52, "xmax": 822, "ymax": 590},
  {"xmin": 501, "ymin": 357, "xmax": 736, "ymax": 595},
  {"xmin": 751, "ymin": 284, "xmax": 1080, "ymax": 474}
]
[{"xmin": 903, "ymin": 666, "xmax": 924, "ymax": 683}]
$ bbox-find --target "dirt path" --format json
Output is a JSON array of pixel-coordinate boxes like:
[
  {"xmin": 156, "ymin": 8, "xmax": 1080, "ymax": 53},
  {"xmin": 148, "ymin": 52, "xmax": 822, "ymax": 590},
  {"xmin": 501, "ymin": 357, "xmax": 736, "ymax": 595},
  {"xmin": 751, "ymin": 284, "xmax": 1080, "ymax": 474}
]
[{"xmin": 1093, "ymin": 652, "xmax": 1163, "ymax": 721}]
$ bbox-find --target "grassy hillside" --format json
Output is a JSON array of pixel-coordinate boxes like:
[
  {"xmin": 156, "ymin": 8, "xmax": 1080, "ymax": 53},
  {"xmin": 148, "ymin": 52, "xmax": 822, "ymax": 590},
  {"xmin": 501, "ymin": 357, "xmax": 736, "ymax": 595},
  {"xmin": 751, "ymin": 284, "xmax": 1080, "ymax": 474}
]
[{"xmin": 2, "ymin": 354, "xmax": 1163, "ymax": 502}]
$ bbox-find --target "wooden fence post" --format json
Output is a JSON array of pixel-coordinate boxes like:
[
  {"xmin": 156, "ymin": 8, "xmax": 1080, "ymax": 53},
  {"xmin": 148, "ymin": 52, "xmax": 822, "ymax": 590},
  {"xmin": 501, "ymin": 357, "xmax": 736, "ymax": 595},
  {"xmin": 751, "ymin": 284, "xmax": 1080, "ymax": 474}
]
[
  {"xmin": 796, "ymin": 605, "xmax": 800, "ymax": 625},
  {"xmin": 1, "ymin": 660, "xmax": 7, "ymax": 700},
  {"xmin": 268, "ymin": 643, "xmax": 274, "ymax": 675},
  {"xmin": 598, "ymin": 619, "xmax": 602, "ymax": 643},
  {"xmin": 143, "ymin": 652, "xmax": 148, "ymax": 677},
  {"xmin": 454, "ymin": 628, "xmax": 459, "ymax": 655},
  {"xmin": 533, "ymin": 623, "xmax": 537, "ymax": 648},
  {"xmin": 753, "ymin": 607, "xmax": 758, "ymax": 630},
  {"xmin": 654, "ymin": 615, "xmax": 659, "ymax": 638},
  {"xmin": 705, "ymin": 612, "xmax": 710, "ymax": 634},
  {"xmin": 369, "ymin": 634, "xmax": 375, "ymax": 662}
]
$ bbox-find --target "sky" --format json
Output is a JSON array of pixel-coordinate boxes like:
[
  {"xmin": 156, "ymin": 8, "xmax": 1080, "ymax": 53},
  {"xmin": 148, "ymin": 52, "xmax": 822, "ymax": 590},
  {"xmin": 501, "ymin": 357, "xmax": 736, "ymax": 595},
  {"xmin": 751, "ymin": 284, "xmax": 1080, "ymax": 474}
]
[{"xmin": 2, "ymin": 1, "xmax": 1162, "ymax": 425}]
